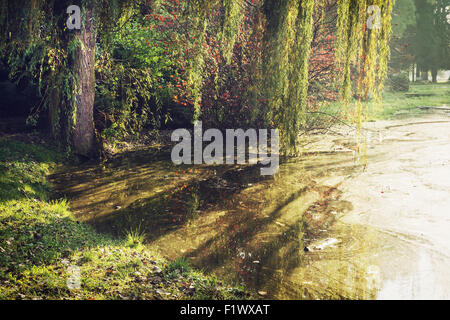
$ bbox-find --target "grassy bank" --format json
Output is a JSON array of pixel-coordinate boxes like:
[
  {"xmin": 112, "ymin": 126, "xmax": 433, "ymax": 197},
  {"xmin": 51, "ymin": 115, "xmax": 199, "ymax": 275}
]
[
  {"xmin": 0, "ymin": 136, "xmax": 248, "ymax": 300},
  {"xmin": 320, "ymin": 83, "xmax": 450, "ymax": 122},
  {"xmin": 369, "ymin": 83, "xmax": 450, "ymax": 120}
]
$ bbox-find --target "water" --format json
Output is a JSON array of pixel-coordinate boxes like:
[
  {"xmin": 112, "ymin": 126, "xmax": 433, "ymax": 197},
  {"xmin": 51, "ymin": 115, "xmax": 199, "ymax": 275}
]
[{"xmin": 50, "ymin": 110, "xmax": 450, "ymax": 299}]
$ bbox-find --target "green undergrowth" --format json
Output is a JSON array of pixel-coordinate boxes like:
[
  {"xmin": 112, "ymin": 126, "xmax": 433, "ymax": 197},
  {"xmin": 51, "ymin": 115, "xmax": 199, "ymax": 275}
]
[{"xmin": 0, "ymin": 138, "xmax": 248, "ymax": 300}]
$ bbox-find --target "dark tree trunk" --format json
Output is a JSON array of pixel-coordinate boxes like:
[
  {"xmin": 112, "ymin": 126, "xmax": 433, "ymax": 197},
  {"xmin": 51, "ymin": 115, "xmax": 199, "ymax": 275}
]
[
  {"xmin": 72, "ymin": 3, "xmax": 98, "ymax": 158},
  {"xmin": 431, "ymin": 68, "xmax": 438, "ymax": 83},
  {"xmin": 421, "ymin": 70, "xmax": 428, "ymax": 81}
]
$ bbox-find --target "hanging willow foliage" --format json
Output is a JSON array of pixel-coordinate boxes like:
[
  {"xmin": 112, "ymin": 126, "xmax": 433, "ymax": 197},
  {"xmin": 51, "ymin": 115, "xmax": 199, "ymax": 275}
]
[
  {"xmin": 220, "ymin": 0, "xmax": 246, "ymax": 64},
  {"xmin": 335, "ymin": 0, "xmax": 393, "ymax": 103},
  {"xmin": 262, "ymin": 0, "xmax": 315, "ymax": 155},
  {"xmin": 183, "ymin": 0, "xmax": 210, "ymax": 121},
  {"xmin": 260, "ymin": 0, "xmax": 393, "ymax": 155},
  {"xmin": 335, "ymin": 0, "xmax": 393, "ymax": 156},
  {"xmin": 182, "ymin": 0, "xmax": 247, "ymax": 120}
]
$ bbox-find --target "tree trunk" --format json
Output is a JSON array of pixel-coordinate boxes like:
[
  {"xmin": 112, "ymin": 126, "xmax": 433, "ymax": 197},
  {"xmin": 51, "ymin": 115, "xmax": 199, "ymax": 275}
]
[
  {"xmin": 431, "ymin": 68, "xmax": 438, "ymax": 83},
  {"xmin": 421, "ymin": 70, "xmax": 428, "ymax": 81},
  {"xmin": 415, "ymin": 65, "xmax": 420, "ymax": 81},
  {"xmin": 72, "ymin": 2, "xmax": 98, "ymax": 158}
]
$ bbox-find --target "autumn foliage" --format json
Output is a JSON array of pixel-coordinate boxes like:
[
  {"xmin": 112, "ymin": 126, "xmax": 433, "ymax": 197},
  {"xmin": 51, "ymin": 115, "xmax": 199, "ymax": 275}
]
[{"xmin": 124, "ymin": 0, "xmax": 343, "ymax": 135}]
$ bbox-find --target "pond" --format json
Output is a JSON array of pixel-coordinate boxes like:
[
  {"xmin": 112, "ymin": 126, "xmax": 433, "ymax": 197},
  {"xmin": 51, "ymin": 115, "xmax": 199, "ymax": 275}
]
[{"xmin": 51, "ymin": 135, "xmax": 385, "ymax": 299}]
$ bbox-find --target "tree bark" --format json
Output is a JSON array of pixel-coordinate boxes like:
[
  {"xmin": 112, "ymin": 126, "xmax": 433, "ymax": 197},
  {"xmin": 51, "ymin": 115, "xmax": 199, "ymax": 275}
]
[
  {"xmin": 421, "ymin": 70, "xmax": 428, "ymax": 81},
  {"xmin": 72, "ymin": 2, "xmax": 98, "ymax": 158},
  {"xmin": 431, "ymin": 68, "xmax": 438, "ymax": 83}
]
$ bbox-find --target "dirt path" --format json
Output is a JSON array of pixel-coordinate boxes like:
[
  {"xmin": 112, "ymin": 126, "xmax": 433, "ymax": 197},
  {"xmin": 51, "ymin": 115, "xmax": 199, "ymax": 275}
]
[{"xmin": 336, "ymin": 109, "xmax": 450, "ymax": 299}]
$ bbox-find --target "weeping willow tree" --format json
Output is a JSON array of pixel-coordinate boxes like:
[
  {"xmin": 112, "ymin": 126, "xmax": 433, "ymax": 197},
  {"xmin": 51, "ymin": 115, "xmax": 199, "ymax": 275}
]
[
  {"xmin": 0, "ymin": 0, "xmax": 138, "ymax": 157},
  {"xmin": 153, "ymin": 0, "xmax": 393, "ymax": 156},
  {"xmin": 181, "ymin": 0, "xmax": 315, "ymax": 153},
  {"xmin": 190, "ymin": 0, "xmax": 394, "ymax": 155},
  {"xmin": 260, "ymin": 0, "xmax": 393, "ymax": 155},
  {"xmin": 0, "ymin": 0, "xmax": 394, "ymax": 157}
]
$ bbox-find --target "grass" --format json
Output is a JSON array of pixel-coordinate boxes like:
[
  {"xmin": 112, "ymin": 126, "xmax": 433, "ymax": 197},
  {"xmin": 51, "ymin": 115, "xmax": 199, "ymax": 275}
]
[
  {"xmin": 124, "ymin": 228, "xmax": 146, "ymax": 249},
  {"xmin": 167, "ymin": 258, "xmax": 191, "ymax": 276},
  {"xmin": 368, "ymin": 82, "xmax": 450, "ymax": 120},
  {"xmin": 319, "ymin": 82, "xmax": 450, "ymax": 123},
  {"xmin": 0, "ymin": 137, "xmax": 249, "ymax": 300}
]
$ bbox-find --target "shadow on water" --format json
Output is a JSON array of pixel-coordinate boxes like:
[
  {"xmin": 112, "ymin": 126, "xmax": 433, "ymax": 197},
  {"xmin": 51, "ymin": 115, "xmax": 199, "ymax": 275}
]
[{"xmin": 51, "ymin": 145, "xmax": 381, "ymax": 299}]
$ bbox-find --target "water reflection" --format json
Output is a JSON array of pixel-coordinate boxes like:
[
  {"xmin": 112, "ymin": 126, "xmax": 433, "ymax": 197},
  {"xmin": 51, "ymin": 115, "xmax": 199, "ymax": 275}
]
[{"xmin": 51, "ymin": 145, "xmax": 383, "ymax": 299}]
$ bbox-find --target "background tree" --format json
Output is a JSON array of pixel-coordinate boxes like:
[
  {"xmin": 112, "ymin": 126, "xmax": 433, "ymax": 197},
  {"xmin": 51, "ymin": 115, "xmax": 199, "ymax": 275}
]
[
  {"xmin": 413, "ymin": 0, "xmax": 450, "ymax": 82},
  {"xmin": 389, "ymin": 0, "xmax": 416, "ymax": 75}
]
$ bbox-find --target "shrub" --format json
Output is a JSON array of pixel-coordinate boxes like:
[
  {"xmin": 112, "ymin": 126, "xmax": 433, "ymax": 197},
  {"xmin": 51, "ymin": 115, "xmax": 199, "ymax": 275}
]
[{"xmin": 388, "ymin": 73, "xmax": 410, "ymax": 92}]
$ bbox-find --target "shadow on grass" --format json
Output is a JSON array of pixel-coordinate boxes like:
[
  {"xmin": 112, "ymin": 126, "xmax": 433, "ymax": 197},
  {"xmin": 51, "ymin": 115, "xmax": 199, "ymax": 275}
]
[{"xmin": 0, "ymin": 138, "xmax": 61, "ymax": 203}]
